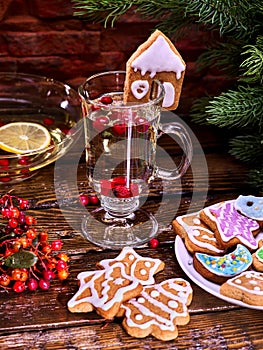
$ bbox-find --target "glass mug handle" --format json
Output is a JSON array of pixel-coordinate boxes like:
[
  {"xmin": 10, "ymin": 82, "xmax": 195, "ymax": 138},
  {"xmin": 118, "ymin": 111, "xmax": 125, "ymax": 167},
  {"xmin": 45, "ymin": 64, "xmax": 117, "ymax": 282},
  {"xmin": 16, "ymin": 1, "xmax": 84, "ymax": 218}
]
[{"xmin": 156, "ymin": 122, "xmax": 193, "ymax": 180}]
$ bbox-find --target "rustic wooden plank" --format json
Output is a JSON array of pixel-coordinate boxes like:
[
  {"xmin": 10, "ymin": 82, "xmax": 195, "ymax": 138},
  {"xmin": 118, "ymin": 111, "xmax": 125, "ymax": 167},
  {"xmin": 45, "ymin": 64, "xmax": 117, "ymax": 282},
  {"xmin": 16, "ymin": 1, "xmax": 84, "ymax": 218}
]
[{"xmin": 1, "ymin": 308, "xmax": 262, "ymax": 349}]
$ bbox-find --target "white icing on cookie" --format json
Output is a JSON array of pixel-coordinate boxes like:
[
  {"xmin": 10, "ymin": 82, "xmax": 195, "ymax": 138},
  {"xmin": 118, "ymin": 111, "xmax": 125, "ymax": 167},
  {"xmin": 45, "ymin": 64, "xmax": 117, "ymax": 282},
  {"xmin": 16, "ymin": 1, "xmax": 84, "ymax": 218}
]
[
  {"xmin": 157, "ymin": 82, "xmax": 175, "ymax": 108},
  {"xmin": 122, "ymin": 278, "xmax": 192, "ymax": 332},
  {"xmin": 176, "ymin": 212, "xmax": 225, "ymax": 254},
  {"xmin": 98, "ymin": 247, "xmax": 164, "ymax": 285},
  {"xmin": 67, "ymin": 263, "xmax": 141, "ymax": 312},
  {"xmin": 131, "ymin": 80, "xmax": 149, "ymax": 99},
  {"xmin": 227, "ymin": 271, "xmax": 263, "ymax": 295},
  {"xmin": 131, "ymin": 35, "xmax": 185, "ymax": 79}
]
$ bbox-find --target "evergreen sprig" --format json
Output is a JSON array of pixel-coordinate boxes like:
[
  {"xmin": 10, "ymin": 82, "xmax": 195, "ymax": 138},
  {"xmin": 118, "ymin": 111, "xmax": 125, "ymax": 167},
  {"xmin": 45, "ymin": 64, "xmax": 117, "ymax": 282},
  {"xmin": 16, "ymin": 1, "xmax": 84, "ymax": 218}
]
[{"xmin": 205, "ymin": 85, "xmax": 263, "ymax": 129}]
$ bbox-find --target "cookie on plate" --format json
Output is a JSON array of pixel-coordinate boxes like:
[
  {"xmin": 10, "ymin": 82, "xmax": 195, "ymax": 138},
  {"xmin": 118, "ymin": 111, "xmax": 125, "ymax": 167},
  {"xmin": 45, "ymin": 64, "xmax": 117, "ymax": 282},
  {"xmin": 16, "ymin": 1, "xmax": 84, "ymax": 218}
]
[
  {"xmin": 220, "ymin": 271, "xmax": 263, "ymax": 306},
  {"xmin": 124, "ymin": 30, "xmax": 186, "ymax": 110},
  {"xmin": 118, "ymin": 278, "xmax": 192, "ymax": 341},
  {"xmin": 193, "ymin": 244, "xmax": 253, "ymax": 284},
  {"xmin": 200, "ymin": 200, "xmax": 260, "ymax": 250},
  {"xmin": 252, "ymin": 240, "xmax": 263, "ymax": 272},
  {"xmin": 235, "ymin": 195, "xmax": 263, "ymax": 227},
  {"xmin": 67, "ymin": 263, "xmax": 143, "ymax": 319},
  {"xmin": 97, "ymin": 247, "xmax": 165, "ymax": 285},
  {"xmin": 173, "ymin": 211, "xmax": 225, "ymax": 255}
]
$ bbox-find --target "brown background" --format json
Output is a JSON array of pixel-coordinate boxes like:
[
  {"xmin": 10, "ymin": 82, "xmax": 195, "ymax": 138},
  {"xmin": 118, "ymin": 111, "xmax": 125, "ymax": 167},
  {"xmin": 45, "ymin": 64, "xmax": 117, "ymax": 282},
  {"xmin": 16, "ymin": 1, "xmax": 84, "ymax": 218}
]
[{"xmin": 0, "ymin": 0, "xmax": 233, "ymax": 115}]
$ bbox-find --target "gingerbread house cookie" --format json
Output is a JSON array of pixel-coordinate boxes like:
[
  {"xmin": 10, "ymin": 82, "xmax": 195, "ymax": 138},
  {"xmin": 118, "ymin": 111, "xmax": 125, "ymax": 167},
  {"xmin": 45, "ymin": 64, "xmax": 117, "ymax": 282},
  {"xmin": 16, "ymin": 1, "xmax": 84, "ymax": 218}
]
[{"xmin": 124, "ymin": 30, "xmax": 186, "ymax": 110}]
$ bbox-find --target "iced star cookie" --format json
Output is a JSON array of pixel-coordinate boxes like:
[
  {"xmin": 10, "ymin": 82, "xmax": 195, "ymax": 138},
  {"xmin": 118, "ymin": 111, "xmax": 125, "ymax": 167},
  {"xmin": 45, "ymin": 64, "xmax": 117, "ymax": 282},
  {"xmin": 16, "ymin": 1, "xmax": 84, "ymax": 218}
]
[
  {"xmin": 118, "ymin": 278, "xmax": 192, "ymax": 341},
  {"xmin": 67, "ymin": 263, "xmax": 143, "ymax": 319},
  {"xmin": 200, "ymin": 200, "xmax": 260, "ymax": 250},
  {"xmin": 193, "ymin": 244, "xmax": 253, "ymax": 284},
  {"xmin": 220, "ymin": 271, "xmax": 263, "ymax": 306},
  {"xmin": 124, "ymin": 30, "xmax": 186, "ymax": 110},
  {"xmin": 235, "ymin": 195, "xmax": 263, "ymax": 226},
  {"xmin": 172, "ymin": 212, "xmax": 225, "ymax": 255},
  {"xmin": 97, "ymin": 247, "xmax": 165, "ymax": 285}
]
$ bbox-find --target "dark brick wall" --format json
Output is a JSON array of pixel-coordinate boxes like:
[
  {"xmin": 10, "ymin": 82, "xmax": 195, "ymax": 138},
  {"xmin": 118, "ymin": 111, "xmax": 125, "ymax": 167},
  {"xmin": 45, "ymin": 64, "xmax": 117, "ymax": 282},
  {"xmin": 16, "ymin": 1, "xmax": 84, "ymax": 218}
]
[{"xmin": 0, "ymin": 0, "xmax": 230, "ymax": 113}]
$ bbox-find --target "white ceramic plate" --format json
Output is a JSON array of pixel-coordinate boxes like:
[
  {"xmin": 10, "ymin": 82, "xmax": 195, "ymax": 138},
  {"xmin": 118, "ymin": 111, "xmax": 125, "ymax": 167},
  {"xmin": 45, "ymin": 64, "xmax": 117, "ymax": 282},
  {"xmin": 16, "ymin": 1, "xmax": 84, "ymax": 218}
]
[{"xmin": 174, "ymin": 236, "xmax": 263, "ymax": 310}]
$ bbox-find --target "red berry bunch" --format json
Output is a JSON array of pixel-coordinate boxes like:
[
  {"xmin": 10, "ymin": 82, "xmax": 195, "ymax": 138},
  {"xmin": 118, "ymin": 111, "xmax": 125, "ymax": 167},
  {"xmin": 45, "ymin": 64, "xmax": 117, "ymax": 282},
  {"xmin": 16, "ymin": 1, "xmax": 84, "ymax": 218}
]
[{"xmin": 0, "ymin": 193, "xmax": 69, "ymax": 293}]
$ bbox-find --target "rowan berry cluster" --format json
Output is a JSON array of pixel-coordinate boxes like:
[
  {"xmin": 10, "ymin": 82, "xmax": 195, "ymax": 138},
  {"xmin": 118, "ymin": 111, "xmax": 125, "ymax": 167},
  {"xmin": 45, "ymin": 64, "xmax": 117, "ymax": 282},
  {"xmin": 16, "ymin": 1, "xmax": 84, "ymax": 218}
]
[{"xmin": 0, "ymin": 193, "xmax": 69, "ymax": 292}]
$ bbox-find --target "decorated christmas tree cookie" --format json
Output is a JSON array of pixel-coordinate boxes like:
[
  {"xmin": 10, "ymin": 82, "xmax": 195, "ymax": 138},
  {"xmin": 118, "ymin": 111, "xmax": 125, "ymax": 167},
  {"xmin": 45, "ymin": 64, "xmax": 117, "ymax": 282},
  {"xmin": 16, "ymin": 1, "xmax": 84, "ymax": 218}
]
[{"xmin": 124, "ymin": 30, "xmax": 186, "ymax": 110}]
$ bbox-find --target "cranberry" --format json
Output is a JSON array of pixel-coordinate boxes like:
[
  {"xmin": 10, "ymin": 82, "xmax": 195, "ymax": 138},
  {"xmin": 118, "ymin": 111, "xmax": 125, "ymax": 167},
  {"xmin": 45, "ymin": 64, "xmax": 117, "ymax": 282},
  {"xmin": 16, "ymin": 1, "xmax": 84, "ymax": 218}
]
[
  {"xmin": 9, "ymin": 206, "xmax": 20, "ymax": 219},
  {"xmin": 135, "ymin": 116, "xmax": 150, "ymax": 133},
  {"xmin": 27, "ymin": 278, "xmax": 38, "ymax": 291},
  {"xmin": 51, "ymin": 239, "xmax": 63, "ymax": 251},
  {"xmin": 2, "ymin": 207, "xmax": 11, "ymax": 218},
  {"xmin": 79, "ymin": 194, "xmax": 89, "ymax": 206},
  {"xmin": 113, "ymin": 122, "xmax": 127, "ymax": 136},
  {"xmin": 149, "ymin": 238, "xmax": 159, "ymax": 248},
  {"xmin": 113, "ymin": 185, "xmax": 132, "ymax": 198},
  {"xmin": 19, "ymin": 199, "xmax": 29, "ymax": 209},
  {"xmin": 93, "ymin": 115, "xmax": 110, "ymax": 132},
  {"xmin": 42, "ymin": 270, "xmax": 56, "ymax": 281},
  {"xmin": 88, "ymin": 195, "xmax": 99, "ymax": 205},
  {"xmin": 56, "ymin": 260, "xmax": 67, "ymax": 271},
  {"xmin": 39, "ymin": 279, "xmax": 50, "ymax": 291},
  {"xmin": 100, "ymin": 96, "xmax": 113, "ymax": 104},
  {"xmin": 9, "ymin": 218, "xmax": 18, "ymax": 228},
  {"xmin": 13, "ymin": 281, "xmax": 26, "ymax": 293},
  {"xmin": 111, "ymin": 176, "xmax": 127, "ymax": 187},
  {"xmin": 18, "ymin": 157, "xmax": 29, "ymax": 166},
  {"xmin": 25, "ymin": 215, "xmax": 36, "ymax": 225}
]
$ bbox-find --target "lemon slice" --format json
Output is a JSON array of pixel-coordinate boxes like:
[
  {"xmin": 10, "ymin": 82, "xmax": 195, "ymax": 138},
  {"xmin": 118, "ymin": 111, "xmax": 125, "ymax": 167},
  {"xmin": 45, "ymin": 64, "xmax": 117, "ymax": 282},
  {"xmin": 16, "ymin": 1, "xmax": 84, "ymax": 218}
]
[{"xmin": 0, "ymin": 122, "xmax": 51, "ymax": 154}]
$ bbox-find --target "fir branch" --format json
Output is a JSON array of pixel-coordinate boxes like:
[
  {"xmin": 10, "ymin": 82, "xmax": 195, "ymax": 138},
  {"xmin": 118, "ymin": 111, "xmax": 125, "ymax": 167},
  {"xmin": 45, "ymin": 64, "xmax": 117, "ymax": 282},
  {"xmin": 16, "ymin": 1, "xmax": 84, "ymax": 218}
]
[
  {"xmin": 183, "ymin": 0, "xmax": 257, "ymax": 40},
  {"xmin": 229, "ymin": 135, "xmax": 263, "ymax": 163},
  {"xmin": 71, "ymin": 0, "xmax": 134, "ymax": 26},
  {"xmin": 240, "ymin": 36, "xmax": 263, "ymax": 84},
  {"xmin": 205, "ymin": 85, "xmax": 263, "ymax": 129}
]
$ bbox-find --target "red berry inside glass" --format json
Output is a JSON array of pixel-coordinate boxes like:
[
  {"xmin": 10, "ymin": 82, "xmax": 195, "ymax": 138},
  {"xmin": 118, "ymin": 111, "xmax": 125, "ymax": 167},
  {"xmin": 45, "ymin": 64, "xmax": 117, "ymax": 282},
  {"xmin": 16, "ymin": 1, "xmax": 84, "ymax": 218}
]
[
  {"xmin": 135, "ymin": 116, "xmax": 150, "ymax": 133},
  {"xmin": 93, "ymin": 115, "xmax": 110, "ymax": 132},
  {"xmin": 100, "ymin": 96, "xmax": 113, "ymax": 105},
  {"xmin": 112, "ymin": 123, "xmax": 127, "ymax": 136}
]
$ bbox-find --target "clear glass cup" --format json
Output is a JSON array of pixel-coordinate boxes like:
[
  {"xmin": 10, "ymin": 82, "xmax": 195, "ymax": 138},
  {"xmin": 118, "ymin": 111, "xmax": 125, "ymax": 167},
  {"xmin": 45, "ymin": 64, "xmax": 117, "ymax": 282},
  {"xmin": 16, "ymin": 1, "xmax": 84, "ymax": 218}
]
[{"xmin": 79, "ymin": 71, "xmax": 192, "ymax": 249}]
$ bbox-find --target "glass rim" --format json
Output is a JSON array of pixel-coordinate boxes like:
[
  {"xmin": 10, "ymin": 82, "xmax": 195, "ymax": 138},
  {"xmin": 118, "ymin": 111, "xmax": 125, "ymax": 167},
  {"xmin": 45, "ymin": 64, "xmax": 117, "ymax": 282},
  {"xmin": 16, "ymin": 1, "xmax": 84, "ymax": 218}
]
[{"xmin": 78, "ymin": 70, "xmax": 165, "ymax": 109}]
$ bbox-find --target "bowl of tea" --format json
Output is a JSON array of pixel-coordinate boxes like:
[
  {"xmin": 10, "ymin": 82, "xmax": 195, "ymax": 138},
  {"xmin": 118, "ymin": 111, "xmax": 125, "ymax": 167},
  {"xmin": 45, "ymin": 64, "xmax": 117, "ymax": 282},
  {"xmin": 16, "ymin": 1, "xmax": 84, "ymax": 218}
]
[{"xmin": 0, "ymin": 72, "xmax": 82, "ymax": 183}]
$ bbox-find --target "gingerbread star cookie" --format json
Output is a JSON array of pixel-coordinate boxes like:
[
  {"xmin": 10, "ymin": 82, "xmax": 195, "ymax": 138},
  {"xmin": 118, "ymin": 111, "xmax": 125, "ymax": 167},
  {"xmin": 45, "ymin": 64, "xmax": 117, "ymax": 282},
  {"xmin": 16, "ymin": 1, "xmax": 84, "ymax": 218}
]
[
  {"xmin": 97, "ymin": 247, "xmax": 165, "ymax": 285},
  {"xmin": 67, "ymin": 263, "xmax": 143, "ymax": 319},
  {"xmin": 124, "ymin": 30, "xmax": 186, "ymax": 110},
  {"xmin": 118, "ymin": 278, "xmax": 192, "ymax": 341}
]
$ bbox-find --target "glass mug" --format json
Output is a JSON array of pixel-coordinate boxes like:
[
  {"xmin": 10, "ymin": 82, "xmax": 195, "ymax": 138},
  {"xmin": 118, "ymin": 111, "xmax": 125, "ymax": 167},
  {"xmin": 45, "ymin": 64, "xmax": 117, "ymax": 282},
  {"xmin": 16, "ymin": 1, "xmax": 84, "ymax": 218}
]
[{"xmin": 79, "ymin": 71, "xmax": 192, "ymax": 249}]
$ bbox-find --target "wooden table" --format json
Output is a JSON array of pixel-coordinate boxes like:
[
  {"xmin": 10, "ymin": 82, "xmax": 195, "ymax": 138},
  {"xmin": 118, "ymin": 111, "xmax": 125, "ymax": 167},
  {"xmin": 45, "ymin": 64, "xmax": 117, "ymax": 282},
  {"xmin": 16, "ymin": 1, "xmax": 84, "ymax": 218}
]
[{"xmin": 1, "ymin": 116, "xmax": 262, "ymax": 350}]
